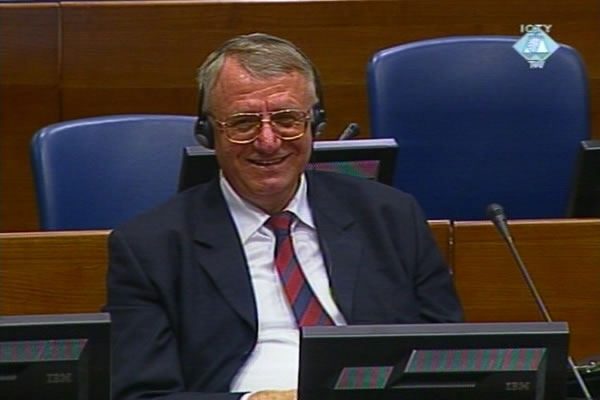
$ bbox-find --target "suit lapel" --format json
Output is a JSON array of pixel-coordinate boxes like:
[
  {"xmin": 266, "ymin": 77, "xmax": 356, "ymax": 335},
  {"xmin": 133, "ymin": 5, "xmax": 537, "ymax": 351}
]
[
  {"xmin": 307, "ymin": 173, "xmax": 363, "ymax": 321},
  {"xmin": 191, "ymin": 180, "xmax": 257, "ymax": 331},
  {"xmin": 189, "ymin": 173, "xmax": 363, "ymax": 329}
]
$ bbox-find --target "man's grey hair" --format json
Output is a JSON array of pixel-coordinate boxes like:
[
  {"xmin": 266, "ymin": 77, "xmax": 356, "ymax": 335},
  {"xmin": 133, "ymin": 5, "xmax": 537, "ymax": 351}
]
[{"xmin": 196, "ymin": 33, "xmax": 319, "ymax": 114}]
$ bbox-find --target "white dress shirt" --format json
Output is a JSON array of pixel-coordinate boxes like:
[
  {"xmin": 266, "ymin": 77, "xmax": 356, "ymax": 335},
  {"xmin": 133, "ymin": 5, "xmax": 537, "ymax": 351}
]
[{"xmin": 219, "ymin": 173, "xmax": 346, "ymax": 392}]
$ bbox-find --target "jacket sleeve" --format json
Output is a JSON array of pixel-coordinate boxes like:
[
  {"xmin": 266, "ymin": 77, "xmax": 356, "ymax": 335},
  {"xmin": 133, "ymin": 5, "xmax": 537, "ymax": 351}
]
[
  {"xmin": 407, "ymin": 195, "xmax": 465, "ymax": 323},
  {"xmin": 105, "ymin": 229, "xmax": 244, "ymax": 400}
]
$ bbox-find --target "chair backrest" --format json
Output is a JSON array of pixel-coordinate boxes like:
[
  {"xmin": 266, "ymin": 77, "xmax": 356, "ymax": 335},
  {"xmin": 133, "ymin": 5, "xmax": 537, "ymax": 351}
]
[
  {"xmin": 367, "ymin": 36, "xmax": 590, "ymax": 220},
  {"xmin": 30, "ymin": 114, "xmax": 199, "ymax": 230}
]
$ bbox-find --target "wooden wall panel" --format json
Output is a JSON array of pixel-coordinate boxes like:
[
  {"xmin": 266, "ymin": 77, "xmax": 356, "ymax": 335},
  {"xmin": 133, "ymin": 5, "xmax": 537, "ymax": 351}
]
[
  {"xmin": 453, "ymin": 219, "xmax": 600, "ymax": 361},
  {"xmin": 60, "ymin": 0, "xmax": 600, "ymax": 138},
  {"xmin": 2, "ymin": 0, "xmax": 599, "ymax": 232},
  {"xmin": 0, "ymin": 3, "xmax": 60, "ymax": 232},
  {"xmin": 591, "ymin": 80, "xmax": 600, "ymax": 137}
]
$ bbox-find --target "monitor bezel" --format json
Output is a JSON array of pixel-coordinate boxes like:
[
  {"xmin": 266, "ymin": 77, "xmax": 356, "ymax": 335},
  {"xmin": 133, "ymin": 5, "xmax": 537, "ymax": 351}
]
[
  {"xmin": 177, "ymin": 138, "xmax": 398, "ymax": 192},
  {"xmin": 0, "ymin": 312, "xmax": 110, "ymax": 400},
  {"xmin": 567, "ymin": 140, "xmax": 600, "ymax": 217},
  {"xmin": 299, "ymin": 321, "xmax": 569, "ymax": 400}
]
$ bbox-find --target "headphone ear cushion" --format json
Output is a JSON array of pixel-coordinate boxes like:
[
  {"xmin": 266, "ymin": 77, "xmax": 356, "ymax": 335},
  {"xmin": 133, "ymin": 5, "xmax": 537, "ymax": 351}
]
[
  {"xmin": 194, "ymin": 116, "xmax": 214, "ymax": 148},
  {"xmin": 311, "ymin": 103, "xmax": 327, "ymax": 137}
]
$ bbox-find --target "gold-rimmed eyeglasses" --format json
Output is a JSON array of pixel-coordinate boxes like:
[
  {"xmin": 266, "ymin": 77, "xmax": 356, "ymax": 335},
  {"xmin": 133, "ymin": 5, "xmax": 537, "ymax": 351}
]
[{"xmin": 211, "ymin": 109, "xmax": 311, "ymax": 144}]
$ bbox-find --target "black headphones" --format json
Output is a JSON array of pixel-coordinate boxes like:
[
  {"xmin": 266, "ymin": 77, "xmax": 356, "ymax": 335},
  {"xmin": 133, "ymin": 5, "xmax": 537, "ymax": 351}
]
[{"xmin": 194, "ymin": 33, "xmax": 326, "ymax": 148}]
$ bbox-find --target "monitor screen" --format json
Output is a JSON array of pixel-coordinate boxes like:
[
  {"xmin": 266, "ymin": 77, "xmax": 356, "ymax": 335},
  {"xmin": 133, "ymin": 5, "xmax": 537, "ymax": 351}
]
[
  {"xmin": 0, "ymin": 312, "xmax": 110, "ymax": 400},
  {"xmin": 567, "ymin": 140, "xmax": 600, "ymax": 217},
  {"xmin": 177, "ymin": 138, "xmax": 398, "ymax": 192},
  {"xmin": 299, "ymin": 322, "xmax": 569, "ymax": 400}
]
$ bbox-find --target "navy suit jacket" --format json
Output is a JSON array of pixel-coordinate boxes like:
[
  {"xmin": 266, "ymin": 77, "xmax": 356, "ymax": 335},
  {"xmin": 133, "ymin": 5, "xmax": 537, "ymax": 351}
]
[{"xmin": 106, "ymin": 171, "xmax": 463, "ymax": 400}]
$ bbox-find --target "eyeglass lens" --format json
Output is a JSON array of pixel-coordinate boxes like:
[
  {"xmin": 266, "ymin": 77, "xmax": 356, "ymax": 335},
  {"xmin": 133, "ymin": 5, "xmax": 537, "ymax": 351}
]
[{"xmin": 225, "ymin": 110, "xmax": 308, "ymax": 141}]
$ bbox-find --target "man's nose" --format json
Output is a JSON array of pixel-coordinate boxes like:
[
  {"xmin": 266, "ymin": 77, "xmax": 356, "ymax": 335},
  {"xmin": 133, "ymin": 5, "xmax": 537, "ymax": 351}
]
[{"xmin": 253, "ymin": 120, "xmax": 281, "ymax": 151}]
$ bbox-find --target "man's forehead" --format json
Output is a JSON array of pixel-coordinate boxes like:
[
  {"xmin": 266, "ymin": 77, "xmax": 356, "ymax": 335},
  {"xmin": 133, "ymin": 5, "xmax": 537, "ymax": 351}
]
[{"xmin": 211, "ymin": 58, "xmax": 312, "ymax": 112}]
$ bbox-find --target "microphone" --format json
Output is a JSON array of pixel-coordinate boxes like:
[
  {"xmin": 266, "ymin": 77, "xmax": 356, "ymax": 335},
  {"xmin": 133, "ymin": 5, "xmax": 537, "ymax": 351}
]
[
  {"xmin": 337, "ymin": 123, "xmax": 360, "ymax": 140},
  {"xmin": 487, "ymin": 203, "xmax": 593, "ymax": 400}
]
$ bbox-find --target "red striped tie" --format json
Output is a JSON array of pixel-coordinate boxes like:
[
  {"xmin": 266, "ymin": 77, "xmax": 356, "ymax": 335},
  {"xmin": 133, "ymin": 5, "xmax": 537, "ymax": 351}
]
[{"xmin": 266, "ymin": 211, "xmax": 333, "ymax": 326}]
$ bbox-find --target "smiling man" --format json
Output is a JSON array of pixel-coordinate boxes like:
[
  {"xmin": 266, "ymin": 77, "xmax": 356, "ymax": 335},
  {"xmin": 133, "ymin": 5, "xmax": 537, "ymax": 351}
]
[
  {"xmin": 210, "ymin": 55, "xmax": 314, "ymax": 215},
  {"xmin": 106, "ymin": 33, "xmax": 463, "ymax": 400}
]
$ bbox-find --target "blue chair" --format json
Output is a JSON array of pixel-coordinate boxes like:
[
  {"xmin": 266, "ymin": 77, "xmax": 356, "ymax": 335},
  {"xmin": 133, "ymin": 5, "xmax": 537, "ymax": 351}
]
[
  {"xmin": 30, "ymin": 114, "xmax": 199, "ymax": 230},
  {"xmin": 367, "ymin": 36, "xmax": 590, "ymax": 220}
]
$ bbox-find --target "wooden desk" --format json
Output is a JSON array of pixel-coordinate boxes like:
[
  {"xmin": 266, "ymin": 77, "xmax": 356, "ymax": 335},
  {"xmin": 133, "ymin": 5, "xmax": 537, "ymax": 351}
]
[
  {"xmin": 453, "ymin": 219, "xmax": 600, "ymax": 361},
  {"xmin": 0, "ymin": 222, "xmax": 451, "ymax": 315},
  {"xmin": 429, "ymin": 220, "xmax": 452, "ymax": 268},
  {"xmin": 0, "ymin": 230, "xmax": 110, "ymax": 315},
  {"xmin": 2, "ymin": 219, "xmax": 598, "ymax": 361}
]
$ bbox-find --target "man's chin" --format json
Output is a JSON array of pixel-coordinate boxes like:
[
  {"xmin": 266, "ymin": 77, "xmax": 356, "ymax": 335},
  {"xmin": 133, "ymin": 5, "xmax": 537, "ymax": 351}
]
[
  {"xmin": 250, "ymin": 181, "xmax": 289, "ymax": 197},
  {"xmin": 245, "ymin": 179, "xmax": 298, "ymax": 204}
]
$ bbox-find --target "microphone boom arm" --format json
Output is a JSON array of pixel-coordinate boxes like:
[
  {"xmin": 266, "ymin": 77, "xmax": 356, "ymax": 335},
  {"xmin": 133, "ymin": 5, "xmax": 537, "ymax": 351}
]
[{"xmin": 487, "ymin": 203, "xmax": 594, "ymax": 400}]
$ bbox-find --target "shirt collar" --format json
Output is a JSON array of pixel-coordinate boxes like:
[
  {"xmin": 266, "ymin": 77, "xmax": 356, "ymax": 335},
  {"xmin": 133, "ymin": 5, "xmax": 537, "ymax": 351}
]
[{"xmin": 220, "ymin": 172, "xmax": 315, "ymax": 244}]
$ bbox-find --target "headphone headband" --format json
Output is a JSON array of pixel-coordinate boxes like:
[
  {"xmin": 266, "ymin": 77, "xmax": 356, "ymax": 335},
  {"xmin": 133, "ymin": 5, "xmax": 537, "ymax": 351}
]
[{"xmin": 194, "ymin": 33, "xmax": 326, "ymax": 148}]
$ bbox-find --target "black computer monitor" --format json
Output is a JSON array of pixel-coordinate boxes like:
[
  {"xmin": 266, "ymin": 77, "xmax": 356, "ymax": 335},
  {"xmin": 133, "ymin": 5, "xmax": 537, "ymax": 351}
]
[
  {"xmin": 0, "ymin": 312, "xmax": 110, "ymax": 400},
  {"xmin": 177, "ymin": 138, "xmax": 398, "ymax": 192},
  {"xmin": 299, "ymin": 322, "xmax": 569, "ymax": 400},
  {"xmin": 567, "ymin": 140, "xmax": 600, "ymax": 217}
]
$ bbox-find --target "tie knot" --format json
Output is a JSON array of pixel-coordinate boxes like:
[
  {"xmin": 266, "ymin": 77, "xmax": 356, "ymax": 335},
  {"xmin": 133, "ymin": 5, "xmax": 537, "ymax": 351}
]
[{"xmin": 265, "ymin": 211, "xmax": 295, "ymax": 234}]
